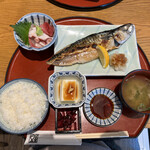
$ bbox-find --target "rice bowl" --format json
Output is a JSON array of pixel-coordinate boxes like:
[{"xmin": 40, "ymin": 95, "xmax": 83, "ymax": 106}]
[{"xmin": 0, "ymin": 78, "xmax": 49, "ymax": 134}]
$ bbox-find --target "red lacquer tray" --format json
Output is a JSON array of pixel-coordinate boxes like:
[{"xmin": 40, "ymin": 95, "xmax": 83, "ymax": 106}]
[
  {"xmin": 48, "ymin": 0, "xmax": 122, "ymax": 11},
  {"xmin": 5, "ymin": 17, "xmax": 150, "ymax": 138}
]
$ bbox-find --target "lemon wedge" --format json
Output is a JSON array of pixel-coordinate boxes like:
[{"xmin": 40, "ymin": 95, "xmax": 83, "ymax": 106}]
[{"xmin": 96, "ymin": 45, "xmax": 109, "ymax": 68}]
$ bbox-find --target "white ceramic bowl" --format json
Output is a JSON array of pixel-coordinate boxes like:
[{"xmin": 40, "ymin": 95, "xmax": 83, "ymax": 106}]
[
  {"xmin": 0, "ymin": 78, "xmax": 49, "ymax": 134},
  {"xmin": 48, "ymin": 71, "xmax": 87, "ymax": 108},
  {"xmin": 13, "ymin": 12, "xmax": 57, "ymax": 51}
]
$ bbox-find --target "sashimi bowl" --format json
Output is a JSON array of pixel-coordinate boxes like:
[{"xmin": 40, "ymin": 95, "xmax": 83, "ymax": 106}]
[
  {"xmin": 0, "ymin": 78, "xmax": 49, "ymax": 134},
  {"xmin": 11, "ymin": 12, "xmax": 57, "ymax": 51}
]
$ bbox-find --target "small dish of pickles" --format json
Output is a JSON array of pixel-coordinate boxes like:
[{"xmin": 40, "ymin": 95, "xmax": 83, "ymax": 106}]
[
  {"xmin": 48, "ymin": 71, "xmax": 87, "ymax": 108},
  {"xmin": 55, "ymin": 108, "xmax": 81, "ymax": 133}
]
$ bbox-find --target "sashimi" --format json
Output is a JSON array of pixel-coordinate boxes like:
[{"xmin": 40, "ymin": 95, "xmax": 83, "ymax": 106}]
[{"xmin": 40, "ymin": 22, "xmax": 54, "ymax": 37}]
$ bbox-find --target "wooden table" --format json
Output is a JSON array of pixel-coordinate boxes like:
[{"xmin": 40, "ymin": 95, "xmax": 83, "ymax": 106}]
[{"xmin": 0, "ymin": 0, "xmax": 150, "ymax": 129}]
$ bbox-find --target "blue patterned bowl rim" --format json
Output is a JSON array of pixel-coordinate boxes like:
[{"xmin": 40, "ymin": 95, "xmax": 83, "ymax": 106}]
[
  {"xmin": 0, "ymin": 78, "xmax": 49, "ymax": 134},
  {"xmin": 13, "ymin": 12, "xmax": 57, "ymax": 51},
  {"xmin": 48, "ymin": 71, "xmax": 87, "ymax": 108},
  {"xmin": 83, "ymin": 87, "xmax": 122, "ymax": 127}
]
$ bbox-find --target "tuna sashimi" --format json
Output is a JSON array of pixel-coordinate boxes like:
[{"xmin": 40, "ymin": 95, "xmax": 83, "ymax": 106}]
[{"xmin": 40, "ymin": 22, "xmax": 54, "ymax": 37}]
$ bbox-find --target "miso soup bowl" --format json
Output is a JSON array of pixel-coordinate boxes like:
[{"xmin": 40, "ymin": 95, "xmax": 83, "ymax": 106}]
[{"xmin": 120, "ymin": 69, "xmax": 150, "ymax": 114}]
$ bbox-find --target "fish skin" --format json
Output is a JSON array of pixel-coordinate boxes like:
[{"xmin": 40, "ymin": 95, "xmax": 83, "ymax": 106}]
[{"xmin": 47, "ymin": 23, "xmax": 134, "ymax": 66}]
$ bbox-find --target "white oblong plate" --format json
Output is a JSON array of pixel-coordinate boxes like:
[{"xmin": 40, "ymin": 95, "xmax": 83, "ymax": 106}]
[
  {"xmin": 48, "ymin": 71, "xmax": 87, "ymax": 108},
  {"xmin": 54, "ymin": 25, "xmax": 141, "ymax": 76},
  {"xmin": 83, "ymin": 87, "xmax": 122, "ymax": 127}
]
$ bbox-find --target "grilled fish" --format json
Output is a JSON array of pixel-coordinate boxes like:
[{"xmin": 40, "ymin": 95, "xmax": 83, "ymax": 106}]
[{"xmin": 47, "ymin": 23, "xmax": 134, "ymax": 66}]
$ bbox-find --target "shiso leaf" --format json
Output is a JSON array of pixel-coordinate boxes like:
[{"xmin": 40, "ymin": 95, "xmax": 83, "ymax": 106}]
[
  {"xmin": 10, "ymin": 22, "xmax": 32, "ymax": 45},
  {"xmin": 36, "ymin": 25, "xmax": 43, "ymax": 36}
]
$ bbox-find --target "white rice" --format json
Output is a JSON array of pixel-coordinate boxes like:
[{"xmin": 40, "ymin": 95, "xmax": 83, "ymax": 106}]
[{"xmin": 0, "ymin": 80, "xmax": 47, "ymax": 131}]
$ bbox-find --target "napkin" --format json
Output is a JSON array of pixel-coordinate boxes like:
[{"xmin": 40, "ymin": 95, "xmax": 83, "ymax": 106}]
[{"xmin": 24, "ymin": 130, "xmax": 82, "ymax": 145}]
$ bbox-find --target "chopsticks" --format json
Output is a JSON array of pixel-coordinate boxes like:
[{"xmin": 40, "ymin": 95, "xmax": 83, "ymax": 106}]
[{"xmin": 75, "ymin": 131, "xmax": 129, "ymax": 139}]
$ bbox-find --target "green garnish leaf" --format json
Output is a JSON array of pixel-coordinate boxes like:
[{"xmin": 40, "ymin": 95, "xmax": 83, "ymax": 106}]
[
  {"xmin": 36, "ymin": 25, "xmax": 43, "ymax": 36},
  {"xmin": 10, "ymin": 22, "xmax": 32, "ymax": 45}
]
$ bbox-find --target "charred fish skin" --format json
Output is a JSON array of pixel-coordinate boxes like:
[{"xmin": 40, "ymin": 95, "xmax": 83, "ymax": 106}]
[{"xmin": 47, "ymin": 23, "xmax": 134, "ymax": 66}]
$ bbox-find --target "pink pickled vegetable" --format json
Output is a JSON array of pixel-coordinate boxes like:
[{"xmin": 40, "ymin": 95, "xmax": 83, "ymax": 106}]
[{"xmin": 57, "ymin": 109, "xmax": 77, "ymax": 131}]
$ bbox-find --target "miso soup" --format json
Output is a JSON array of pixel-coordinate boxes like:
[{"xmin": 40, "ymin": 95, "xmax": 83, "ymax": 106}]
[{"xmin": 122, "ymin": 75, "xmax": 150, "ymax": 112}]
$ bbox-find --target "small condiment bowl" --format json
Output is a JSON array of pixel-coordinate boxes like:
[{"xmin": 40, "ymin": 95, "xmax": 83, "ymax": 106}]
[
  {"xmin": 13, "ymin": 12, "xmax": 57, "ymax": 51},
  {"xmin": 0, "ymin": 78, "xmax": 49, "ymax": 134},
  {"xmin": 48, "ymin": 71, "xmax": 87, "ymax": 108},
  {"xmin": 55, "ymin": 108, "xmax": 81, "ymax": 134},
  {"xmin": 84, "ymin": 88, "xmax": 122, "ymax": 127},
  {"xmin": 120, "ymin": 69, "xmax": 150, "ymax": 114}
]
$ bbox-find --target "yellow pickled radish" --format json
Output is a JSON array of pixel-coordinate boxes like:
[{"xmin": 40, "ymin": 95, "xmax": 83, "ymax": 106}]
[{"xmin": 96, "ymin": 45, "xmax": 109, "ymax": 68}]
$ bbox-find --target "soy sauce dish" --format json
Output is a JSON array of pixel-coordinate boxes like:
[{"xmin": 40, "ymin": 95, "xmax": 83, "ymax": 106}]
[
  {"xmin": 120, "ymin": 69, "xmax": 150, "ymax": 114},
  {"xmin": 84, "ymin": 88, "xmax": 122, "ymax": 127},
  {"xmin": 0, "ymin": 78, "xmax": 49, "ymax": 134}
]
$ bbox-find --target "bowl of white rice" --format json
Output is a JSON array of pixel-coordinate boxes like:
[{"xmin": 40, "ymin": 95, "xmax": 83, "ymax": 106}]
[{"xmin": 0, "ymin": 78, "xmax": 49, "ymax": 134}]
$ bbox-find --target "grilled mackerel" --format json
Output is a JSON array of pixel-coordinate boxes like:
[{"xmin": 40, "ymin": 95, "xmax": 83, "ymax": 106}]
[{"xmin": 47, "ymin": 23, "xmax": 134, "ymax": 66}]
